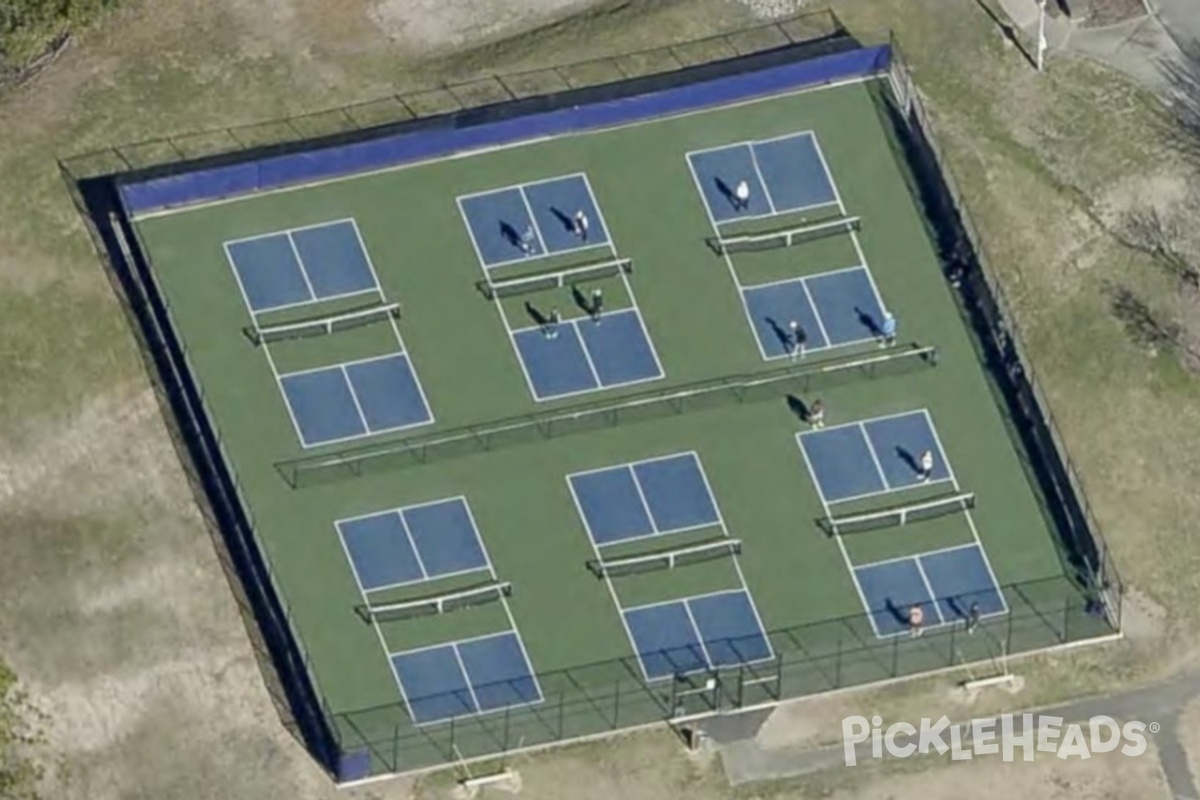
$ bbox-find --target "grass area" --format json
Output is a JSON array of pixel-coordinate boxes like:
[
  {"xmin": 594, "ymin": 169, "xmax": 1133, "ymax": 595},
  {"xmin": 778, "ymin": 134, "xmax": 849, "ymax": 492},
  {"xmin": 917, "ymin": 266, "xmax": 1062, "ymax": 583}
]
[{"xmin": 0, "ymin": 0, "xmax": 1198, "ymax": 795}]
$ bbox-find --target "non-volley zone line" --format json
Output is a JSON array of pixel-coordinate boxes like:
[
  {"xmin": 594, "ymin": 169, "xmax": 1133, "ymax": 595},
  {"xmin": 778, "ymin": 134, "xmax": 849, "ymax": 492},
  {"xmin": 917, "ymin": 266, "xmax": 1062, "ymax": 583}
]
[
  {"xmin": 685, "ymin": 131, "xmax": 843, "ymax": 226},
  {"xmin": 488, "ymin": 258, "xmax": 664, "ymax": 402},
  {"xmin": 796, "ymin": 408, "xmax": 954, "ymax": 511},
  {"xmin": 850, "ymin": 542, "xmax": 1008, "ymax": 639},
  {"xmin": 457, "ymin": 172, "xmax": 615, "ymax": 270},
  {"xmin": 335, "ymin": 493, "xmax": 544, "ymax": 726},
  {"xmin": 223, "ymin": 218, "xmax": 382, "ymax": 315},
  {"xmin": 740, "ymin": 265, "xmax": 890, "ymax": 362}
]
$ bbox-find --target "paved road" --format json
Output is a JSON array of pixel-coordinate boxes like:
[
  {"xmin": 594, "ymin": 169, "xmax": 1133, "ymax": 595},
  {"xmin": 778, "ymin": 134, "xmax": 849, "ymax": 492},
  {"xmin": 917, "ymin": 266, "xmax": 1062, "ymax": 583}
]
[
  {"xmin": 715, "ymin": 667, "xmax": 1200, "ymax": 797},
  {"xmin": 1150, "ymin": 0, "xmax": 1200, "ymax": 56}
]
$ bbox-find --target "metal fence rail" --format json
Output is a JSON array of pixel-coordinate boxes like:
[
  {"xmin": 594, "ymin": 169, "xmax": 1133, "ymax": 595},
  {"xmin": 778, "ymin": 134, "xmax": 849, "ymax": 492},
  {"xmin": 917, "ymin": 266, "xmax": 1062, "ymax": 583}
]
[
  {"xmin": 56, "ymin": 9, "xmax": 847, "ymax": 183},
  {"xmin": 331, "ymin": 574, "xmax": 1115, "ymax": 776},
  {"xmin": 885, "ymin": 34, "xmax": 1124, "ymax": 629}
]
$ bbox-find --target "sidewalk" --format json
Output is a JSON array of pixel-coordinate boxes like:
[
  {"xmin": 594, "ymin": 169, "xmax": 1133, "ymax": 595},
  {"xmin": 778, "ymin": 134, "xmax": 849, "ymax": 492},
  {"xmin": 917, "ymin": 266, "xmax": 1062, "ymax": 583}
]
[{"xmin": 994, "ymin": 0, "xmax": 1191, "ymax": 96}]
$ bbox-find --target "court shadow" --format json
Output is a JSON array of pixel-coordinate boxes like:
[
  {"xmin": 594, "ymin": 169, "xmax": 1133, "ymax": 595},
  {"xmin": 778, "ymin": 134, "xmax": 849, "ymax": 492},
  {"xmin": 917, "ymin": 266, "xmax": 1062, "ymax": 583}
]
[
  {"xmin": 714, "ymin": 176, "xmax": 737, "ymax": 208},
  {"xmin": 499, "ymin": 221, "xmax": 521, "ymax": 247},
  {"xmin": 525, "ymin": 301, "xmax": 548, "ymax": 326},
  {"xmin": 854, "ymin": 306, "xmax": 881, "ymax": 336},
  {"xmin": 896, "ymin": 445, "xmax": 919, "ymax": 474},
  {"xmin": 550, "ymin": 206, "xmax": 575, "ymax": 233}
]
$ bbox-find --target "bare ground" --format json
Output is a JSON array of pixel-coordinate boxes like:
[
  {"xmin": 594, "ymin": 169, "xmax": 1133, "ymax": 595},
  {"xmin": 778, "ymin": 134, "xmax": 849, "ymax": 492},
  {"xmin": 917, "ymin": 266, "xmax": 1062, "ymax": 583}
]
[{"xmin": 2, "ymin": 0, "xmax": 1200, "ymax": 798}]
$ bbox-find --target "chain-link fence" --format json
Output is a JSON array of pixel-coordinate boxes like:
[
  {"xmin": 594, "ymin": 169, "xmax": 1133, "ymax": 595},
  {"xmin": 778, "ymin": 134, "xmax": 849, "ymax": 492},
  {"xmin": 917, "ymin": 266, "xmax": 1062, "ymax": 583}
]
[
  {"xmin": 331, "ymin": 574, "xmax": 1114, "ymax": 776},
  {"xmin": 884, "ymin": 34, "xmax": 1123, "ymax": 630}
]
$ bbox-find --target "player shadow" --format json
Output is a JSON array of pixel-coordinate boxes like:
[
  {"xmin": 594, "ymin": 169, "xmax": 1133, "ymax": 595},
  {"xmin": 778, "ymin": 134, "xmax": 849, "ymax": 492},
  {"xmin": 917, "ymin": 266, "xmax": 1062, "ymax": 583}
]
[
  {"xmin": 896, "ymin": 446, "xmax": 920, "ymax": 475},
  {"xmin": 714, "ymin": 176, "xmax": 740, "ymax": 210},
  {"xmin": 499, "ymin": 221, "xmax": 522, "ymax": 249},
  {"xmin": 883, "ymin": 599, "xmax": 910, "ymax": 628},
  {"xmin": 525, "ymin": 301, "xmax": 549, "ymax": 326},
  {"xmin": 764, "ymin": 316, "xmax": 795, "ymax": 350},
  {"xmin": 854, "ymin": 306, "xmax": 882, "ymax": 337},
  {"xmin": 571, "ymin": 285, "xmax": 592, "ymax": 315},
  {"xmin": 550, "ymin": 206, "xmax": 576, "ymax": 233},
  {"xmin": 785, "ymin": 394, "xmax": 810, "ymax": 422}
]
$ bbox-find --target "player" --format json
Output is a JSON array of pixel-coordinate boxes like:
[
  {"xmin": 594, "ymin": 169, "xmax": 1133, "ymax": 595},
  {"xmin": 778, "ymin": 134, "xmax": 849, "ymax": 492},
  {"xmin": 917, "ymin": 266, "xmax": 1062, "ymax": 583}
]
[
  {"xmin": 788, "ymin": 319, "xmax": 805, "ymax": 361},
  {"xmin": 733, "ymin": 179, "xmax": 751, "ymax": 211},
  {"xmin": 880, "ymin": 311, "xmax": 897, "ymax": 347},
  {"xmin": 574, "ymin": 210, "xmax": 590, "ymax": 241},
  {"xmin": 544, "ymin": 308, "xmax": 561, "ymax": 340},
  {"xmin": 908, "ymin": 604, "xmax": 925, "ymax": 638},
  {"xmin": 520, "ymin": 225, "xmax": 536, "ymax": 256},
  {"xmin": 590, "ymin": 287, "xmax": 604, "ymax": 323},
  {"xmin": 808, "ymin": 398, "xmax": 825, "ymax": 430},
  {"xmin": 918, "ymin": 449, "xmax": 934, "ymax": 482},
  {"xmin": 966, "ymin": 602, "xmax": 981, "ymax": 636}
]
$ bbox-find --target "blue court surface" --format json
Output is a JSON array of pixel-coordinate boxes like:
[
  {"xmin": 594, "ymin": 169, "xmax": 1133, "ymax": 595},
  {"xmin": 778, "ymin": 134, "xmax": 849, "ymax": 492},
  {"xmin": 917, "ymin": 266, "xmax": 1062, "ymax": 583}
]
[
  {"xmin": 797, "ymin": 410, "xmax": 953, "ymax": 506},
  {"xmin": 853, "ymin": 544, "xmax": 1007, "ymax": 637},
  {"xmin": 390, "ymin": 630, "xmax": 543, "ymax": 724},
  {"xmin": 622, "ymin": 589, "xmax": 774, "ymax": 680},
  {"xmin": 278, "ymin": 353, "xmax": 433, "ymax": 447},
  {"xmin": 743, "ymin": 266, "xmax": 885, "ymax": 359},
  {"xmin": 458, "ymin": 173, "xmax": 611, "ymax": 269},
  {"xmin": 337, "ymin": 497, "xmax": 490, "ymax": 593},
  {"xmin": 687, "ymin": 132, "xmax": 840, "ymax": 225},
  {"xmin": 568, "ymin": 452, "xmax": 722, "ymax": 546},
  {"xmin": 225, "ymin": 219, "xmax": 379, "ymax": 314},
  {"xmin": 512, "ymin": 308, "xmax": 663, "ymax": 401}
]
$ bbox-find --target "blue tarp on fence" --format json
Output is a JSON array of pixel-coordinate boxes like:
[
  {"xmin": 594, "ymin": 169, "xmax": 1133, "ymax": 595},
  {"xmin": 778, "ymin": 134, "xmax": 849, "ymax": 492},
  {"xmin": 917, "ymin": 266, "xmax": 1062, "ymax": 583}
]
[{"xmin": 120, "ymin": 44, "xmax": 891, "ymax": 215}]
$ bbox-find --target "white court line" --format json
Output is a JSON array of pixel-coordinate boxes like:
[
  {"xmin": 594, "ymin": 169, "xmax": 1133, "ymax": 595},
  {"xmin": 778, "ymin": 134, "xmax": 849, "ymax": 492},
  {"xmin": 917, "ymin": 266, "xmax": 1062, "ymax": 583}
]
[
  {"xmin": 259, "ymin": 337, "xmax": 317, "ymax": 448},
  {"xmin": 857, "ymin": 421, "xmax": 893, "ymax": 490},
  {"xmin": 339, "ymin": 364, "xmax": 373, "ymax": 434},
  {"xmin": 920, "ymin": 408, "xmax": 959, "ymax": 490},
  {"xmin": 682, "ymin": 600, "xmax": 716, "ymax": 671},
  {"xmin": 855, "ymin": 542, "xmax": 979, "ymax": 572},
  {"xmin": 913, "ymin": 559, "xmax": 946, "ymax": 624},
  {"xmin": 284, "ymin": 231, "xmax": 319, "ymax": 301},
  {"xmin": 754, "ymin": 129, "xmax": 819, "ymax": 147},
  {"xmin": 450, "ymin": 645, "xmax": 485, "ymax": 714},
  {"xmin": 222, "ymin": 216, "xmax": 360, "ymax": 247},
  {"xmin": 746, "ymin": 144, "xmax": 778, "ymax": 215},
  {"xmin": 221, "ymin": 239, "xmax": 285, "ymax": 318},
  {"xmin": 517, "ymin": 185, "xmax": 549, "ymax": 255},
  {"xmin": 808, "ymin": 134, "xmax": 847, "ymax": 216},
  {"xmin": 565, "ymin": 473, "xmax": 650, "ymax": 680},
  {"xmin": 394, "ymin": 510, "xmax": 430, "ymax": 580},
  {"xmin": 799, "ymin": 277, "xmax": 832, "ymax": 348},
  {"xmin": 578, "ymin": 172, "xmax": 618, "ymax": 258},
  {"xmin": 686, "ymin": 451, "xmax": 729, "ymax": 534},
  {"xmin": 611, "ymin": 267, "xmax": 667, "ymax": 382},
  {"xmin": 835, "ymin": 531, "xmax": 885, "ymax": 639},
  {"xmin": 683, "ymin": 149, "xmax": 771, "ymax": 361},
  {"xmin": 332, "ymin": 518, "xmax": 372, "ymax": 602},
  {"xmin": 346, "ymin": 217, "xmax": 386, "ymax": 298},
  {"xmin": 792, "ymin": 431, "xmax": 833, "ymax": 521},
  {"xmin": 569, "ymin": 319, "xmax": 605, "ymax": 390},
  {"xmin": 956, "ymin": 511, "xmax": 1012, "ymax": 617},
  {"xmin": 486, "ymin": 289, "xmax": 549, "ymax": 402},
  {"xmin": 479, "ymin": 241, "xmax": 611, "ymax": 272},
  {"xmin": 457, "ymin": 496, "xmax": 499, "ymax": 580},
  {"xmin": 455, "ymin": 193, "xmax": 496, "ymax": 270},
  {"xmin": 626, "ymin": 464, "xmax": 660, "ymax": 535},
  {"xmin": 823, "ymin": 478, "xmax": 957, "ymax": 508}
]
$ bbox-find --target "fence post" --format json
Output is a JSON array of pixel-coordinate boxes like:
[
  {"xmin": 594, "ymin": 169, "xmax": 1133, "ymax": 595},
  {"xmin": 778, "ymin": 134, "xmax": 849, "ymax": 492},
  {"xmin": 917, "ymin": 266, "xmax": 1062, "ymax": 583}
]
[{"xmin": 613, "ymin": 680, "xmax": 621, "ymax": 727}]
